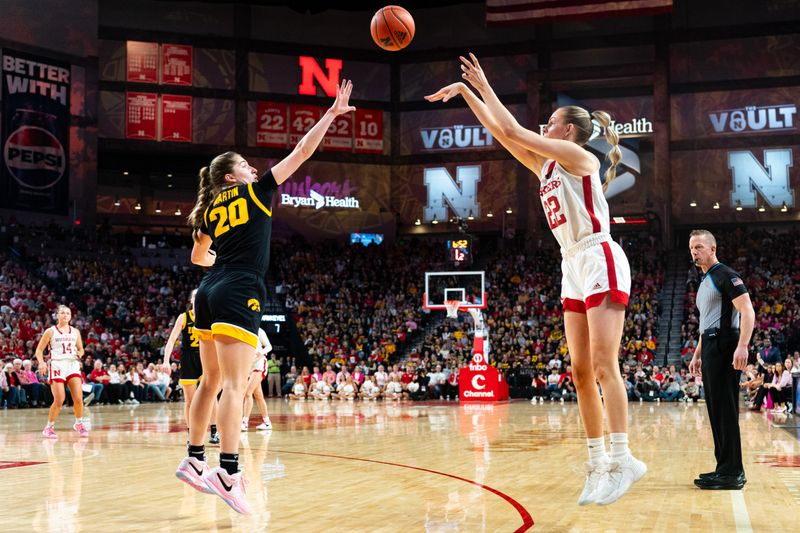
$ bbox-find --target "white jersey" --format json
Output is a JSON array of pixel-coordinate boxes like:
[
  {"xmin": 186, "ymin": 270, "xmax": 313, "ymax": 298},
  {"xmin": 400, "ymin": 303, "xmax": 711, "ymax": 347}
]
[
  {"xmin": 48, "ymin": 325, "xmax": 79, "ymax": 361},
  {"xmin": 539, "ymin": 160, "xmax": 610, "ymax": 251}
]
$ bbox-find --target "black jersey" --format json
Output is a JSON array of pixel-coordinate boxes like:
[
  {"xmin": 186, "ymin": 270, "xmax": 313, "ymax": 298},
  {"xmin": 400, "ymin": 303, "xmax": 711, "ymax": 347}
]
[
  {"xmin": 201, "ymin": 170, "xmax": 278, "ymax": 274},
  {"xmin": 181, "ymin": 310, "xmax": 200, "ymax": 352}
]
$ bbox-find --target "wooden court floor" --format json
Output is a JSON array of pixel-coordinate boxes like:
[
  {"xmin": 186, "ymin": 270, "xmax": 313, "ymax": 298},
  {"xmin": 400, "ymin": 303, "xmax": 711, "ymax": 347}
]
[{"xmin": 1, "ymin": 399, "xmax": 799, "ymax": 532}]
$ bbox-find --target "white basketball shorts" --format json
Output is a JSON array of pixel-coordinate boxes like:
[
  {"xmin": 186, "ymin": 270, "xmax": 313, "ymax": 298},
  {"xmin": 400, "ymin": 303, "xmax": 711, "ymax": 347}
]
[
  {"xmin": 560, "ymin": 235, "xmax": 631, "ymax": 313},
  {"xmin": 50, "ymin": 359, "xmax": 81, "ymax": 383}
]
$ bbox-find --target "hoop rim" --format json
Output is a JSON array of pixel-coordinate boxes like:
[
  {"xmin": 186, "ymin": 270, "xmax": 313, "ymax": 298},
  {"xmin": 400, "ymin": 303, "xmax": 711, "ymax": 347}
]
[{"xmin": 444, "ymin": 299, "xmax": 461, "ymax": 318}]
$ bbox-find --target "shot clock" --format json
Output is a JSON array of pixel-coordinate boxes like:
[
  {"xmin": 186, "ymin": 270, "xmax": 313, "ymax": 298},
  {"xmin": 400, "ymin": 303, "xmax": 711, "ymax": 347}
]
[{"xmin": 447, "ymin": 237, "xmax": 472, "ymax": 265}]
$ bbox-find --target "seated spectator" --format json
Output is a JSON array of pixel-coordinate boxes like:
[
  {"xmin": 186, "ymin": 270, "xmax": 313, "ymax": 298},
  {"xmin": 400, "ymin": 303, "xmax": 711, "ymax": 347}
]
[
  {"xmin": 334, "ymin": 375, "xmax": 357, "ymax": 401},
  {"xmin": 157, "ymin": 364, "xmax": 172, "ymax": 401},
  {"xmin": 288, "ymin": 379, "xmax": 306, "ymax": 400},
  {"xmin": 116, "ymin": 363, "xmax": 138, "ymax": 404},
  {"xmin": 308, "ymin": 377, "xmax": 332, "ymax": 401},
  {"xmin": 530, "ymin": 371, "xmax": 547, "ymax": 403},
  {"xmin": 410, "ymin": 368, "xmax": 429, "ymax": 401},
  {"xmin": 106, "ymin": 363, "xmax": 125, "ymax": 404},
  {"xmin": 20, "ymin": 359, "xmax": 47, "ymax": 407},
  {"xmin": 128, "ymin": 363, "xmax": 146, "ymax": 403},
  {"xmin": 384, "ymin": 375, "xmax": 404, "ymax": 401},
  {"xmin": 660, "ymin": 377, "xmax": 683, "ymax": 402},
  {"xmin": 556, "ymin": 374, "xmax": 577, "ymax": 403},
  {"xmin": 281, "ymin": 365, "xmax": 298, "ymax": 396},
  {"xmin": 3, "ymin": 361, "xmax": 26, "ymax": 408},
  {"xmin": 546, "ymin": 367, "xmax": 560, "ymax": 400},
  {"xmin": 739, "ymin": 365, "xmax": 762, "ymax": 402},
  {"xmin": 767, "ymin": 362, "xmax": 793, "ymax": 413},
  {"xmin": 143, "ymin": 362, "xmax": 166, "ymax": 401},
  {"xmin": 427, "ymin": 364, "xmax": 446, "ymax": 400},
  {"xmin": 681, "ymin": 377, "xmax": 701, "ymax": 402},
  {"xmin": 359, "ymin": 375, "xmax": 380, "ymax": 401},
  {"xmin": 444, "ymin": 365, "xmax": 459, "ymax": 400},
  {"xmin": 89, "ymin": 360, "xmax": 111, "ymax": 404}
]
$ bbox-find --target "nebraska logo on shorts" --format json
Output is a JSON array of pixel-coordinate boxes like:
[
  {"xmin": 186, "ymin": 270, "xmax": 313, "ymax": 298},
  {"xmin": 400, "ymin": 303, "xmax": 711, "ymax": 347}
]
[
  {"xmin": 52, "ymin": 369, "xmax": 61, "ymax": 377},
  {"xmin": 247, "ymin": 298, "xmax": 261, "ymax": 312}
]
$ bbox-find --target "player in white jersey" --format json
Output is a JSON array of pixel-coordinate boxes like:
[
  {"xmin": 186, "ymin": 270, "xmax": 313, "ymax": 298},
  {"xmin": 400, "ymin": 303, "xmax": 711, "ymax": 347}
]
[
  {"xmin": 241, "ymin": 328, "xmax": 272, "ymax": 431},
  {"xmin": 34, "ymin": 305, "xmax": 89, "ymax": 438},
  {"xmin": 427, "ymin": 53, "xmax": 645, "ymax": 506}
]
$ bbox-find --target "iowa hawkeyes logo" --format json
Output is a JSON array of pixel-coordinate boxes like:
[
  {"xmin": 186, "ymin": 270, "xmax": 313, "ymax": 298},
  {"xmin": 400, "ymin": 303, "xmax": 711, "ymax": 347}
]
[{"xmin": 247, "ymin": 298, "xmax": 261, "ymax": 312}]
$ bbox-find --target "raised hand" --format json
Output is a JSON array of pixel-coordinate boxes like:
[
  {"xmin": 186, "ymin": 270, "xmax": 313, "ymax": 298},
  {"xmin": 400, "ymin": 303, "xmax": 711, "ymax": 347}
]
[
  {"xmin": 424, "ymin": 82, "xmax": 464, "ymax": 103},
  {"xmin": 330, "ymin": 79, "xmax": 356, "ymax": 116},
  {"xmin": 459, "ymin": 52, "xmax": 489, "ymax": 93}
]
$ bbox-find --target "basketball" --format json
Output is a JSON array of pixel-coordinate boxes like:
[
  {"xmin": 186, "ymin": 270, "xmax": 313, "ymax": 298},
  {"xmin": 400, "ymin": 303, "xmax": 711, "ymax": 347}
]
[{"xmin": 371, "ymin": 5, "xmax": 415, "ymax": 51}]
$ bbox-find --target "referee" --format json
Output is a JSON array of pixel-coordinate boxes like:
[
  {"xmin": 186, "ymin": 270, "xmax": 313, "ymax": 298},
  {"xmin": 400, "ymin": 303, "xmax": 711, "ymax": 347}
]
[{"xmin": 688, "ymin": 229, "xmax": 755, "ymax": 490}]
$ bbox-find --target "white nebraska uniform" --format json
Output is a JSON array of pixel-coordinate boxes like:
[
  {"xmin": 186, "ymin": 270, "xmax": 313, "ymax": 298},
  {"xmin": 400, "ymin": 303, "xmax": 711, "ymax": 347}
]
[
  {"xmin": 250, "ymin": 328, "xmax": 272, "ymax": 378},
  {"xmin": 48, "ymin": 325, "xmax": 81, "ymax": 383},
  {"xmin": 539, "ymin": 159, "xmax": 631, "ymax": 312}
]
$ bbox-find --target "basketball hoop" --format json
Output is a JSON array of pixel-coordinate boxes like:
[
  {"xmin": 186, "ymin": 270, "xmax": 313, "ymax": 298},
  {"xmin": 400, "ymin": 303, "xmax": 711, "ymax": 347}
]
[{"xmin": 444, "ymin": 300, "xmax": 461, "ymax": 318}]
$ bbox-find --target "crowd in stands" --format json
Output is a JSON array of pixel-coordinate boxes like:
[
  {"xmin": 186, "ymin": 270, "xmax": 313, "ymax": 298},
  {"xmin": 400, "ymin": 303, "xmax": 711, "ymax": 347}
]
[{"xmin": 2, "ymin": 216, "xmax": 798, "ymax": 413}]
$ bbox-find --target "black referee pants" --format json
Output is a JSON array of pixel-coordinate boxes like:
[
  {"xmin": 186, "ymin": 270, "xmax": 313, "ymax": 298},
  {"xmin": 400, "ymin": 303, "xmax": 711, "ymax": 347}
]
[{"xmin": 701, "ymin": 331, "xmax": 744, "ymax": 476}]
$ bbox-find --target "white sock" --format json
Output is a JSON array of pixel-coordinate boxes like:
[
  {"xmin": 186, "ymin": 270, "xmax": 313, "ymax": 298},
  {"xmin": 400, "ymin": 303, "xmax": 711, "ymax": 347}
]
[
  {"xmin": 264, "ymin": 416, "xmax": 271, "ymax": 423},
  {"xmin": 47, "ymin": 421, "xmax": 55, "ymax": 428},
  {"xmin": 75, "ymin": 418, "xmax": 82, "ymax": 425},
  {"xmin": 587, "ymin": 436, "xmax": 608, "ymax": 466},
  {"xmin": 242, "ymin": 417, "xmax": 248, "ymax": 425},
  {"xmin": 610, "ymin": 433, "xmax": 629, "ymax": 460}
]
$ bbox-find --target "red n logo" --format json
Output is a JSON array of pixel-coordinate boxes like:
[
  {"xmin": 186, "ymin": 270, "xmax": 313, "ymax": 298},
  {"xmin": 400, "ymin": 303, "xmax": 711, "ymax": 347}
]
[{"xmin": 298, "ymin": 56, "xmax": 342, "ymax": 97}]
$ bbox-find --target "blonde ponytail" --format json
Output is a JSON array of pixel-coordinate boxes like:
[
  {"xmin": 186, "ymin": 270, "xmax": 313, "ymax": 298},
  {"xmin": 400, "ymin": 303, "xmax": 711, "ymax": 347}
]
[{"xmin": 591, "ymin": 110, "xmax": 621, "ymax": 190}]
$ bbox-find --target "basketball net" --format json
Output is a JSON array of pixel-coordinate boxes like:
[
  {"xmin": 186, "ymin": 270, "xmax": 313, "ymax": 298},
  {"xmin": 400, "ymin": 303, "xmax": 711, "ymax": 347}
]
[{"xmin": 444, "ymin": 300, "xmax": 461, "ymax": 318}]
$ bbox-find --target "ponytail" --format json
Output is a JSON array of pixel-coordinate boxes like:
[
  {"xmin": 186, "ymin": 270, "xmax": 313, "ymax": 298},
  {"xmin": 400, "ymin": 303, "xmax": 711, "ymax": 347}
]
[
  {"xmin": 591, "ymin": 110, "xmax": 621, "ymax": 190},
  {"xmin": 187, "ymin": 166, "xmax": 213, "ymax": 239}
]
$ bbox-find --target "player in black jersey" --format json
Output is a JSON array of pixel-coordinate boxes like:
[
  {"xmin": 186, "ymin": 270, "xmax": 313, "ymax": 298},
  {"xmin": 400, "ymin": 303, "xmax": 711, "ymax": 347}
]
[
  {"xmin": 163, "ymin": 289, "xmax": 219, "ymax": 443},
  {"xmin": 175, "ymin": 79, "xmax": 356, "ymax": 514}
]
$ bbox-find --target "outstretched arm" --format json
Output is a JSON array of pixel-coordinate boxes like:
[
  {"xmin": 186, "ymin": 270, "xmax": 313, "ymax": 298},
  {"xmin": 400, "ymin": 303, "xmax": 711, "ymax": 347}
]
[
  {"xmin": 271, "ymin": 80, "xmax": 356, "ymax": 185},
  {"xmin": 426, "ymin": 82, "xmax": 546, "ymax": 178},
  {"xmin": 162, "ymin": 313, "xmax": 185, "ymax": 367},
  {"xmin": 459, "ymin": 53, "xmax": 596, "ymax": 175}
]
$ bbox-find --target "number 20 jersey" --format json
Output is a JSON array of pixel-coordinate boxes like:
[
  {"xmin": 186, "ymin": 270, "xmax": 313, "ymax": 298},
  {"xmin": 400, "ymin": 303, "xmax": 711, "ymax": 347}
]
[
  {"xmin": 201, "ymin": 171, "xmax": 278, "ymax": 274},
  {"xmin": 539, "ymin": 159, "xmax": 610, "ymax": 251}
]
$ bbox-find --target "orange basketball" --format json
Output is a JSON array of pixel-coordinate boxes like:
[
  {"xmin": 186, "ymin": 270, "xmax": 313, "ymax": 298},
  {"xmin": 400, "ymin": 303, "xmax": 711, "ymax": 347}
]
[{"xmin": 371, "ymin": 5, "xmax": 415, "ymax": 52}]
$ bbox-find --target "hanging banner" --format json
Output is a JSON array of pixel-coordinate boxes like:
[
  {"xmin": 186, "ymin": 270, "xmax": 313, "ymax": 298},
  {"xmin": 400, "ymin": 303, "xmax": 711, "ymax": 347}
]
[
  {"xmin": 322, "ymin": 112, "xmax": 353, "ymax": 152},
  {"xmin": 161, "ymin": 44, "xmax": 192, "ymax": 86},
  {"xmin": 354, "ymin": 109, "xmax": 383, "ymax": 154},
  {"xmin": 160, "ymin": 94, "xmax": 192, "ymax": 142},
  {"xmin": 127, "ymin": 41, "xmax": 159, "ymax": 83},
  {"xmin": 1, "ymin": 49, "xmax": 71, "ymax": 214},
  {"xmin": 126, "ymin": 92, "xmax": 158, "ymax": 140},
  {"xmin": 289, "ymin": 104, "xmax": 321, "ymax": 145},
  {"xmin": 256, "ymin": 101, "xmax": 289, "ymax": 148}
]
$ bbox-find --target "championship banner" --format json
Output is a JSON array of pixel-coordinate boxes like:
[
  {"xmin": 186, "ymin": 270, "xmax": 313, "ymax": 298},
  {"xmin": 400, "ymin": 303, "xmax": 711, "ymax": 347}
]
[
  {"xmin": 127, "ymin": 41, "xmax": 159, "ymax": 83},
  {"xmin": 126, "ymin": 92, "xmax": 157, "ymax": 140},
  {"xmin": 256, "ymin": 101, "xmax": 289, "ymax": 148},
  {"xmin": 161, "ymin": 44, "xmax": 192, "ymax": 86},
  {"xmin": 1, "ymin": 49, "xmax": 70, "ymax": 214},
  {"xmin": 160, "ymin": 95, "xmax": 192, "ymax": 142},
  {"xmin": 354, "ymin": 109, "xmax": 383, "ymax": 154},
  {"xmin": 289, "ymin": 104, "xmax": 321, "ymax": 145},
  {"xmin": 322, "ymin": 112, "xmax": 353, "ymax": 152}
]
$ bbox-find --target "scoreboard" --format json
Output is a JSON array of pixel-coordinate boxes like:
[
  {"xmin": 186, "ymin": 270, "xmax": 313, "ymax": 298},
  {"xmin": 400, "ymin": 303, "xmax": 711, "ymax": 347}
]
[{"xmin": 447, "ymin": 237, "xmax": 472, "ymax": 265}]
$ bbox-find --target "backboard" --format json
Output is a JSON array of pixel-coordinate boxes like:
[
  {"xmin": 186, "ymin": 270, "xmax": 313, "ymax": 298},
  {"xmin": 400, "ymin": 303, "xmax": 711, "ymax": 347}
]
[{"xmin": 423, "ymin": 271, "xmax": 486, "ymax": 310}]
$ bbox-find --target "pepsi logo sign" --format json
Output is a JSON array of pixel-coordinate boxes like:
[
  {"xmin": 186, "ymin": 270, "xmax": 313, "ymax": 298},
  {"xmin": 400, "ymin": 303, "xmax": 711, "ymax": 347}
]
[{"xmin": 4, "ymin": 126, "xmax": 66, "ymax": 190}]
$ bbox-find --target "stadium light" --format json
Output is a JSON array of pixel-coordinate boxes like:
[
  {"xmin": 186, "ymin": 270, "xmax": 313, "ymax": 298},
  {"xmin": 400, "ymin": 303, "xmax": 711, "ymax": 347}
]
[
  {"xmin": 781, "ymin": 202, "xmax": 788, "ymax": 212},
  {"xmin": 758, "ymin": 204, "xmax": 765, "ymax": 212},
  {"xmin": 114, "ymin": 195, "xmax": 121, "ymax": 207},
  {"xmin": 735, "ymin": 200, "xmax": 742, "ymax": 211},
  {"xmin": 155, "ymin": 202, "xmax": 161, "ymax": 214},
  {"xmin": 713, "ymin": 202, "xmax": 720, "ymax": 210},
  {"xmin": 689, "ymin": 200, "xmax": 697, "ymax": 207},
  {"xmin": 414, "ymin": 218, "xmax": 421, "ymax": 226},
  {"xmin": 487, "ymin": 211, "xmax": 493, "ymax": 218}
]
